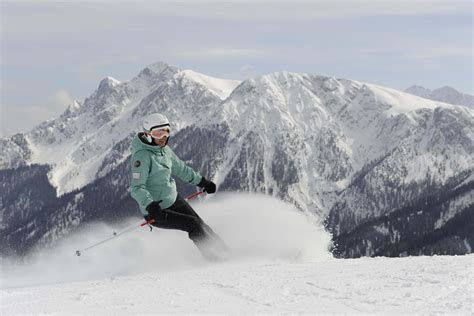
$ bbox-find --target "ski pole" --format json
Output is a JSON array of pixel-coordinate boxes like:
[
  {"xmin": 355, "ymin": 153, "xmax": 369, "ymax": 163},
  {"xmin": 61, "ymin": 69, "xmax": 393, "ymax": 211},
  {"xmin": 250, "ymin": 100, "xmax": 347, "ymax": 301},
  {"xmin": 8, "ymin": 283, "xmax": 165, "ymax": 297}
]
[
  {"xmin": 75, "ymin": 221, "xmax": 143, "ymax": 256},
  {"xmin": 75, "ymin": 191, "xmax": 205, "ymax": 256},
  {"xmin": 139, "ymin": 190, "xmax": 205, "ymax": 226}
]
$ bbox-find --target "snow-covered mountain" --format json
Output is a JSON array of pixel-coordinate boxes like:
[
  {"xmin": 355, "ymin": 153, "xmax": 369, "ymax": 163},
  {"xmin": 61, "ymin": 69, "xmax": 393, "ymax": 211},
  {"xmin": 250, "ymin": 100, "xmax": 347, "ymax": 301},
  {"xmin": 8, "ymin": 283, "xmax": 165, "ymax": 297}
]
[
  {"xmin": 405, "ymin": 85, "xmax": 473, "ymax": 108},
  {"xmin": 1, "ymin": 62, "xmax": 473, "ymax": 258},
  {"xmin": 0, "ymin": 62, "xmax": 240, "ymax": 195}
]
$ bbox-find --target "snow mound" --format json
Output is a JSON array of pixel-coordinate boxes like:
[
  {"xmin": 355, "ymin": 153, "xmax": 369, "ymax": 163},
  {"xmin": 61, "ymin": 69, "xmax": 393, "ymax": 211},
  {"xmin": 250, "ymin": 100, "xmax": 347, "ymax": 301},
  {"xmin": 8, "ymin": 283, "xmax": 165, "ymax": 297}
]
[{"xmin": 2, "ymin": 193, "xmax": 332, "ymax": 288}]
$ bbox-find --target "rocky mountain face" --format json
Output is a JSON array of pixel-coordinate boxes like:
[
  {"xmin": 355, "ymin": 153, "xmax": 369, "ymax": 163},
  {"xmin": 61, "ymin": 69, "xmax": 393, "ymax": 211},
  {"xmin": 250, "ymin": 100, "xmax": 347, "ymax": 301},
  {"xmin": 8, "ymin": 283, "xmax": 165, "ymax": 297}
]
[
  {"xmin": 1, "ymin": 62, "xmax": 473, "ymax": 257},
  {"xmin": 405, "ymin": 85, "xmax": 473, "ymax": 108}
]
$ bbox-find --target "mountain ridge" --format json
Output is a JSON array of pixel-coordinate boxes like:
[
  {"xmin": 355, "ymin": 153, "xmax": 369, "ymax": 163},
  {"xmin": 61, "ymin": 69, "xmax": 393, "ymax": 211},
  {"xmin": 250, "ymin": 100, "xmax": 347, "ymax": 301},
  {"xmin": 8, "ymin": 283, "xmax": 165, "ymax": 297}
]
[
  {"xmin": 405, "ymin": 85, "xmax": 473, "ymax": 108},
  {"xmin": 1, "ymin": 61, "xmax": 472, "ymax": 257}
]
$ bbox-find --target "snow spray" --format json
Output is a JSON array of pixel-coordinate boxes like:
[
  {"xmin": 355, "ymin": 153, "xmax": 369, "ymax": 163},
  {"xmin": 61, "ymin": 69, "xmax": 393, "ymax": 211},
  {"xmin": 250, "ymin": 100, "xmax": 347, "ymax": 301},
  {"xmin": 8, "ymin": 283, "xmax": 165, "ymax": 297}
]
[{"xmin": 2, "ymin": 193, "xmax": 332, "ymax": 288}]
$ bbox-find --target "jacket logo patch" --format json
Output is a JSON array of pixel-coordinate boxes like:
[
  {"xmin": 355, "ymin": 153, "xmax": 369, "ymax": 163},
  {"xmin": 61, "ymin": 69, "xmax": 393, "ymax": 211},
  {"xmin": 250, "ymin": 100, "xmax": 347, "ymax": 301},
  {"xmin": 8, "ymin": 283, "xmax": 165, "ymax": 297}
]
[
  {"xmin": 134, "ymin": 160, "xmax": 141, "ymax": 167},
  {"xmin": 132, "ymin": 172, "xmax": 141, "ymax": 179}
]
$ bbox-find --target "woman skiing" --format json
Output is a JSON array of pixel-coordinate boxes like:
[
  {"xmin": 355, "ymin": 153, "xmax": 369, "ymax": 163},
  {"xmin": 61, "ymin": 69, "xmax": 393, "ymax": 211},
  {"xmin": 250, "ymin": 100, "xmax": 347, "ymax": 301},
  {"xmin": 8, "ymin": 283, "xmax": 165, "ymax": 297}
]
[{"xmin": 130, "ymin": 113, "xmax": 223, "ymax": 259}]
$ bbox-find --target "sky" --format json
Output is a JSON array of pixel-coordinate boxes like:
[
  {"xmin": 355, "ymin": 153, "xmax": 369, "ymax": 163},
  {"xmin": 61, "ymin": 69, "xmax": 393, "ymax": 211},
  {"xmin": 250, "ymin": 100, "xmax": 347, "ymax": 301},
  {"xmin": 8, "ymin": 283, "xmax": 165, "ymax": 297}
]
[{"xmin": 1, "ymin": 0, "xmax": 473, "ymax": 136}]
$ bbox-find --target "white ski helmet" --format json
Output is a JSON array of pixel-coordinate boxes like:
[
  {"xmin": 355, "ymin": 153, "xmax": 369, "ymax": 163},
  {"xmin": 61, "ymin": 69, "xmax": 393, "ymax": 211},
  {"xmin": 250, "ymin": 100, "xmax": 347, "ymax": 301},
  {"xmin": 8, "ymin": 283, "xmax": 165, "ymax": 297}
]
[{"xmin": 142, "ymin": 113, "xmax": 170, "ymax": 133}]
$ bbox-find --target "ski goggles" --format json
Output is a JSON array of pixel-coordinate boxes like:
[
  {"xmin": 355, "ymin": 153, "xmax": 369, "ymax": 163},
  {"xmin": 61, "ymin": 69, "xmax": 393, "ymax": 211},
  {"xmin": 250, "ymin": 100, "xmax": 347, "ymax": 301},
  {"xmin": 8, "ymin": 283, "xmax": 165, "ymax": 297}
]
[{"xmin": 150, "ymin": 128, "xmax": 170, "ymax": 139}]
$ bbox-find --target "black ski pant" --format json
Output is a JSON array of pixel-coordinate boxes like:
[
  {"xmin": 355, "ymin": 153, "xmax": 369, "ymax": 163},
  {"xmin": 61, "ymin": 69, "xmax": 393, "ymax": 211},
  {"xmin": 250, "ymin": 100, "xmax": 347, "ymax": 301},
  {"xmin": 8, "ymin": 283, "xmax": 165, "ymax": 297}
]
[{"xmin": 147, "ymin": 195, "xmax": 210, "ymax": 243}]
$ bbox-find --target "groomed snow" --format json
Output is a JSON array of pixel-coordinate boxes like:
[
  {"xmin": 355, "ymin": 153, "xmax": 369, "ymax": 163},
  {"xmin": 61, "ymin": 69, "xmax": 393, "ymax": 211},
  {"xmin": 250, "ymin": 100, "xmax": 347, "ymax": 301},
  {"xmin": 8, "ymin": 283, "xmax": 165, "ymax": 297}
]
[
  {"xmin": 1, "ymin": 194, "xmax": 472, "ymax": 314},
  {"xmin": 2, "ymin": 255, "xmax": 472, "ymax": 314}
]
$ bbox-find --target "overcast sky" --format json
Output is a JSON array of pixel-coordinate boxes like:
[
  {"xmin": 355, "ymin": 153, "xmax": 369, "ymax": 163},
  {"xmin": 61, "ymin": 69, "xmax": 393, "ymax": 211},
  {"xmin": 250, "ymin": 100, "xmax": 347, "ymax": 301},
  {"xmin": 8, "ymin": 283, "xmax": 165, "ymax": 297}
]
[{"xmin": 1, "ymin": 0, "xmax": 472, "ymax": 136}]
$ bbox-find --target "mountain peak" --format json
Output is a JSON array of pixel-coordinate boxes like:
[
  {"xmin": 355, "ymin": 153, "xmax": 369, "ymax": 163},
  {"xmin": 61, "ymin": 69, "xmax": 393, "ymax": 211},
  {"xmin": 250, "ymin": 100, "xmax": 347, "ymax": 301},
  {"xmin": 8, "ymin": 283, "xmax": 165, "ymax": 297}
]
[
  {"xmin": 62, "ymin": 100, "xmax": 82, "ymax": 118},
  {"xmin": 433, "ymin": 86, "xmax": 459, "ymax": 94},
  {"xmin": 178, "ymin": 69, "xmax": 241, "ymax": 99},
  {"xmin": 98, "ymin": 76, "xmax": 120, "ymax": 91},
  {"xmin": 405, "ymin": 85, "xmax": 473, "ymax": 107},
  {"xmin": 260, "ymin": 70, "xmax": 308, "ymax": 82},
  {"xmin": 406, "ymin": 85, "xmax": 430, "ymax": 92},
  {"xmin": 138, "ymin": 61, "xmax": 179, "ymax": 79}
]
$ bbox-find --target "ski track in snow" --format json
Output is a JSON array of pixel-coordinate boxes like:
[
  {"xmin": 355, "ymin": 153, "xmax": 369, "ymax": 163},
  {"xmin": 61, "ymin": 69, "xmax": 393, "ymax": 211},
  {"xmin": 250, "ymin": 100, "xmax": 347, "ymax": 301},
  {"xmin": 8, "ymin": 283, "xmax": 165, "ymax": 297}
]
[{"xmin": 1, "ymin": 194, "xmax": 473, "ymax": 314}]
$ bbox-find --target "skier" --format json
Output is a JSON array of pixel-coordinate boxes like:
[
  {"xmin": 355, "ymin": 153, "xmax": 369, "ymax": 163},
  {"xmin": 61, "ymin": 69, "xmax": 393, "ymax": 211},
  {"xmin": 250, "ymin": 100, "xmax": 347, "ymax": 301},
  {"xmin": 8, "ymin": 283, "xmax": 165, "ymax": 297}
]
[{"xmin": 130, "ymin": 113, "xmax": 223, "ymax": 260}]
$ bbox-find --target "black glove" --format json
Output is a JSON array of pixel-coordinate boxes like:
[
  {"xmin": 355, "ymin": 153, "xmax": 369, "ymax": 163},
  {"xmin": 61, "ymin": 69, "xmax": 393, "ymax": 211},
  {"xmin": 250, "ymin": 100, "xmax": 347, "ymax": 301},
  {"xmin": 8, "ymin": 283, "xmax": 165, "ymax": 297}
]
[
  {"xmin": 198, "ymin": 177, "xmax": 216, "ymax": 194},
  {"xmin": 145, "ymin": 200, "xmax": 162, "ymax": 220}
]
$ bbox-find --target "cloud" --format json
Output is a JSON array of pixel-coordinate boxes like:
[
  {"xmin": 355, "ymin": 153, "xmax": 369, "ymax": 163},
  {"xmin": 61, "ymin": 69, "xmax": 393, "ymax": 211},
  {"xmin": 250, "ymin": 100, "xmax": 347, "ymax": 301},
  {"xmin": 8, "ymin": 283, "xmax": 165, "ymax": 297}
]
[
  {"xmin": 1, "ymin": 90, "xmax": 73, "ymax": 136},
  {"xmin": 399, "ymin": 47, "xmax": 473, "ymax": 60},
  {"xmin": 71, "ymin": 56, "xmax": 142, "ymax": 83},
  {"xmin": 178, "ymin": 48, "xmax": 268, "ymax": 59},
  {"xmin": 95, "ymin": 0, "xmax": 473, "ymax": 21},
  {"xmin": 4, "ymin": 1, "xmax": 471, "ymax": 39},
  {"xmin": 125, "ymin": 0, "xmax": 473, "ymax": 20},
  {"xmin": 1, "ymin": 0, "xmax": 472, "ymax": 135},
  {"xmin": 49, "ymin": 89, "xmax": 73, "ymax": 112},
  {"xmin": 239, "ymin": 64, "xmax": 257, "ymax": 78}
]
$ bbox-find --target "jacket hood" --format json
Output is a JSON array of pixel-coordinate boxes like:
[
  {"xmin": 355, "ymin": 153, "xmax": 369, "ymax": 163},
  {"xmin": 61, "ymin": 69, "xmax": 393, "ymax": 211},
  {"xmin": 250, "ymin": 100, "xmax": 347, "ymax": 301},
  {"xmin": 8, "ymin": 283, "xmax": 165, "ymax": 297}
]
[{"xmin": 131, "ymin": 133, "xmax": 164, "ymax": 155}]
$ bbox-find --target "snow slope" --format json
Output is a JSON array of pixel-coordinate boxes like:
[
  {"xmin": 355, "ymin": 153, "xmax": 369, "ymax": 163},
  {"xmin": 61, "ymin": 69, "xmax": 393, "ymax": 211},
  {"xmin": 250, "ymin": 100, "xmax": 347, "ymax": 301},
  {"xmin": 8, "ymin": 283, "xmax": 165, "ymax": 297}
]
[
  {"xmin": 2, "ymin": 255, "xmax": 472, "ymax": 314},
  {"xmin": 1, "ymin": 194, "xmax": 472, "ymax": 314},
  {"xmin": 179, "ymin": 69, "xmax": 241, "ymax": 99}
]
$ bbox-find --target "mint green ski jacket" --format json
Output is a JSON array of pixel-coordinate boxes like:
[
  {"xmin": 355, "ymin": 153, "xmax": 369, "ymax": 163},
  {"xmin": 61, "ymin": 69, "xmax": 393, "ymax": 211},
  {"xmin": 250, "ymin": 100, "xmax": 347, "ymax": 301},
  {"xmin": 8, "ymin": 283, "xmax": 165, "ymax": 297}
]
[{"xmin": 130, "ymin": 134, "xmax": 203, "ymax": 215}]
